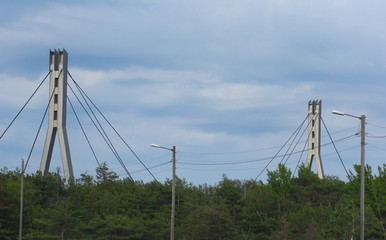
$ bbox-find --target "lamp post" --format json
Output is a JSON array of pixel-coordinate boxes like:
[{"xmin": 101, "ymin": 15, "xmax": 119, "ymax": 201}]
[
  {"xmin": 150, "ymin": 144, "xmax": 176, "ymax": 240},
  {"xmin": 332, "ymin": 110, "xmax": 365, "ymax": 240},
  {"xmin": 19, "ymin": 158, "xmax": 24, "ymax": 240}
]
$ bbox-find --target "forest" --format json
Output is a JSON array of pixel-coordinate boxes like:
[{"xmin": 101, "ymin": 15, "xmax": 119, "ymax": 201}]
[{"xmin": 0, "ymin": 163, "xmax": 385, "ymax": 240}]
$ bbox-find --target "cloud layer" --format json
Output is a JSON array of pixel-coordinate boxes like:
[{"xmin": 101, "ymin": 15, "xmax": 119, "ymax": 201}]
[{"xmin": 1, "ymin": 0, "xmax": 386, "ymax": 184}]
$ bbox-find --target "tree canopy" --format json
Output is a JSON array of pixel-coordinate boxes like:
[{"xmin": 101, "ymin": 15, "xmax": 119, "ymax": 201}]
[{"xmin": 0, "ymin": 163, "xmax": 385, "ymax": 239}]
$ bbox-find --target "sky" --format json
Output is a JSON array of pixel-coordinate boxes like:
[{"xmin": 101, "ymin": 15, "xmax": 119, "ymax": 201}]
[{"xmin": 0, "ymin": 0, "xmax": 385, "ymax": 185}]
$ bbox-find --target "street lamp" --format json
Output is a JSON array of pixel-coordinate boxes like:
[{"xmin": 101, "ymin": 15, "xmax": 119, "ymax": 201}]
[
  {"xmin": 332, "ymin": 110, "xmax": 366, "ymax": 240},
  {"xmin": 150, "ymin": 144, "xmax": 176, "ymax": 240},
  {"xmin": 19, "ymin": 158, "xmax": 24, "ymax": 240}
]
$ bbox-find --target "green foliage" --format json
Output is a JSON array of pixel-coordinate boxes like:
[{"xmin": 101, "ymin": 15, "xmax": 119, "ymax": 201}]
[{"xmin": 0, "ymin": 163, "xmax": 385, "ymax": 239}]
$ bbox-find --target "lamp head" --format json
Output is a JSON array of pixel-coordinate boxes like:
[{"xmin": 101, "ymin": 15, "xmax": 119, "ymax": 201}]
[{"xmin": 332, "ymin": 110, "xmax": 345, "ymax": 116}]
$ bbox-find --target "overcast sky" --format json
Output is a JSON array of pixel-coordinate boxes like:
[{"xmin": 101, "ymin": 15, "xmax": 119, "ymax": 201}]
[{"xmin": 1, "ymin": 0, "xmax": 385, "ymax": 185}]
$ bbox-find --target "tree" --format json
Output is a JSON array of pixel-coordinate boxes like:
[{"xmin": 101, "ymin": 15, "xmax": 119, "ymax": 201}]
[
  {"xmin": 95, "ymin": 162, "xmax": 119, "ymax": 184},
  {"xmin": 267, "ymin": 164, "xmax": 292, "ymax": 217}
]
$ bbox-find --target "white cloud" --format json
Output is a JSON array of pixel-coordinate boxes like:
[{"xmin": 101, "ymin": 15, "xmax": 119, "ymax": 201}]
[
  {"xmin": 0, "ymin": 73, "xmax": 47, "ymax": 108},
  {"xmin": 67, "ymin": 67, "xmax": 319, "ymax": 114},
  {"xmin": 70, "ymin": 67, "xmax": 219, "ymax": 86},
  {"xmin": 199, "ymin": 83, "xmax": 314, "ymax": 110}
]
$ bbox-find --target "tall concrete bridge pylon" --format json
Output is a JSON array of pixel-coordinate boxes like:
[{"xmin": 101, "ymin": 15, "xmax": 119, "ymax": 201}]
[
  {"xmin": 40, "ymin": 49, "xmax": 73, "ymax": 183},
  {"xmin": 305, "ymin": 100, "xmax": 324, "ymax": 179}
]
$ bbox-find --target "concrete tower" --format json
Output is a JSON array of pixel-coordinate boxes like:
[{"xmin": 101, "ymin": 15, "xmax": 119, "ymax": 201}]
[
  {"xmin": 306, "ymin": 100, "xmax": 324, "ymax": 179},
  {"xmin": 40, "ymin": 49, "xmax": 73, "ymax": 183}
]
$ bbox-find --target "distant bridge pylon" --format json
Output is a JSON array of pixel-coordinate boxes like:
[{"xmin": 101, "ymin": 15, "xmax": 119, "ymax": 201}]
[{"xmin": 305, "ymin": 100, "xmax": 324, "ymax": 179}]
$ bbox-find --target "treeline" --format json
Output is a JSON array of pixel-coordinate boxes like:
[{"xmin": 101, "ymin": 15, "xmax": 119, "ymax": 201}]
[{"xmin": 0, "ymin": 163, "xmax": 385, "ymax": 240}]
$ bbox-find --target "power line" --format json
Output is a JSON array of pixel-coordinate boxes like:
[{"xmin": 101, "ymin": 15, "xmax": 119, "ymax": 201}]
[
  {"xmin": 322, "ymin": 145, "xmax": 360, "ymax": 157},
  {"xmin": 366, "ymin": 134, "xmax": 386, "ymax": 139},
  {"xmin": 142, "ymin": 153, "xmax": 171, "ymax": 163},
  {"xmin": 179, "ymin": 146, "xmax": 284, "ymax": 155},
  {"xmin": 179, "ymin": 160, "xmax": 300, "ymax": 173},
  {"xmin": 177, "ymin": 134, "xmax": 357, "ymax": 166},
  {"xmin": 0, "ymin": 71, "xmax": 50, "ymax": 140},
  {"xmin": 368, "ymin": 122, "xmax": 386, "ymax": 129},
  {"xmin": 179, "ymin": 166, "xmax": 255, "ymax": 172},
  {"xmin": 368, "ymin": 143, "xmax": 386, "ymax": 151},
  {"xmin": 179, "ymin": 156, "xmax": 272, "ymax": 166},
  {"xmin": 178, "ymin": 124, "xmax": 359, "ymax": 156},
  {"xmin": 131, "ymin": 161, "xmax": 171, "ymax": 174},
  {"xmin": 135, "ymin": 168, "xmax": 171, "ymax": 179},
  {"xmin": 118, "ymin": 161, "xmax": 171, "ymax": 177}
]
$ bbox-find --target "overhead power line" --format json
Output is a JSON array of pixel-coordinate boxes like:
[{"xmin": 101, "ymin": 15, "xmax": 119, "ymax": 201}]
[
  {"xmin": 178, "ymin": 134, "xmax": 356, "ymax": 166},
  {"xmin": 131, "ymin": 161, "xmax": 171, "ymax": 174},
  {"xmin": 135, "ymin": 168, "xmax": 171, "ymax": 179},
  {"xmin": 322, "ymin": 145, "xmax": 360, "ymax": 157},
  {"xmin": 179, "ymin": 160, "xmax": 300, "ymax": 173},
  {"xmin": 368, "ymin": 143, "xmax": 386, "ymax": 151},
  {"xmin": 367, "ymin": 135, "xmax": 386, "ymax": 139},
  {"xmin": 368, "ymin": 122, "xmax": 386, "ymax": 129},
  {"xmin": 178, "ymin": 124, "xmax": 359, "ymax": 156}
]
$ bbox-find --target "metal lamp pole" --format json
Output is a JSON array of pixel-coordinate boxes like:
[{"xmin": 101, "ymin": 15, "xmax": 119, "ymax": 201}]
[
  {"xmin": 19, "ymin": 158, "xmax": 25, "ymax": 240},
  {"xmin": 151, "ymin": 144, "xmax": 176, "ymax": 240},
  {"xmin": 333, "ymin": 110, "xmax": 365, "ymax": 240},
  {"xmin": 359, "ymin": 114, "xmax": 365, "ymax": 240}
]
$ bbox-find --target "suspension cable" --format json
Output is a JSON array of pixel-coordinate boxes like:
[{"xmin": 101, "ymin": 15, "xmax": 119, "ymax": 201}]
[
  {"xmin": 254, "ymin": 114, "xmax": 309, "ymax": 181},
  {"xmin": 67, "ymin": 96, "xmax": 101, "ymax": 168},
  {"xmin": 279, "ymin": 115, "xmax": 307, "ymax": 165},
  {"xmin": 1, "ymin": 71, "xmax": 50, "ymax": 140},
  {"xmin": 69, "ymin": 82, "xmax": 133, "ymax": 181},
  {"xmin": 68, "ymin": 71, "xmax": 158, "ymax": 182},
  {"xmin": 24, "ymin": 87, "xmax": 55, "ymax": 172},
  {"xmin": 321, "ymin": 117, "xmax": 349, "ymax": 176},
  {"xmin": 67, "ymin": 82, "xmax": 133, "ymax": 181},
  {"xmin": 283, "ymin": 114, "xmax": 312, "ymax": 166},
  {"xmin": 292, "ymin": 122, "xmax": 314, "ymax": 178}
]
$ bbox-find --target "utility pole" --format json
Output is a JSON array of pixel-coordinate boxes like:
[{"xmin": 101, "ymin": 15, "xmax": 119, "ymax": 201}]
[
  {"xmin": 332, "ymin": 110, "xmax": 366, "ymax": 240},
  {"xmin": 171, "ymin": 146, "xmax": 176, "ymax": 240},
  {"xmin": 150, "ymin": 144, "xmax": 176, "ymax": 240},
  {"xmin": 19, "ymin": 158, "xmax": 24, "ymax": 240},
  {"xmin": 360, "ymin": 115, "xmax": 365, "ymax": 240}
]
